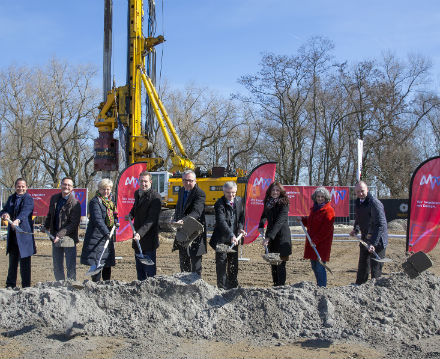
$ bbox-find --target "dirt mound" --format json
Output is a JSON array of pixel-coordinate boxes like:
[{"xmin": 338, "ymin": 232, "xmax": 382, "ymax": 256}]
[{"xmin": 1, "ymin": 272, "xmax": 439, "ymax": 347}]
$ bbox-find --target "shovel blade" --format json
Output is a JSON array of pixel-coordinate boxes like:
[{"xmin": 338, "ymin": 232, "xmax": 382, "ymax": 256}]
[
  {"xmin": 319, "ymin": 260, "xmax": 333, "ymax": 275},
  {"xmin": 136, "ymin": 253, "xmax": 154, "ymax": 266},
  {"xmin": 86, "ymin": 264, "xmax": 104, "ymax": 276}
]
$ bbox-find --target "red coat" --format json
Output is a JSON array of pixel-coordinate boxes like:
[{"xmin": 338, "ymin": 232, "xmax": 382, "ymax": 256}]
[{"xmin": 302, "ymin": 202, "xmax": 335, "ymax": 262}]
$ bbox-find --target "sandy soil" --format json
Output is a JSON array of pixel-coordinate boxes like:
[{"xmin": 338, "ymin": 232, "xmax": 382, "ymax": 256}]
[{"xmin": 0, "ymin": 228, "xmax": 439, "ymax": 359}]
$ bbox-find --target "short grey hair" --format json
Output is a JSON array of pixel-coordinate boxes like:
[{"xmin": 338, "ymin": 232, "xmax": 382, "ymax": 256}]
[
  {"xmin": 311, "ymin": 186, "xmax": 331, "ymax": 203},
  {"xmin": 98, "ymin": 178, "xmax": 113, "ymax": 190},
  {"xmin": 223, "ymin": 181, "xmax": 237, "ymax": 191},
  {"xmin": 182, "ymin": 170, "xmax": 196, "ymax": 178}
]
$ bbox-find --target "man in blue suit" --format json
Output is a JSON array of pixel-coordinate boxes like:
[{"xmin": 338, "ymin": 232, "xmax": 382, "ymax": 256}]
[{"xmin": 0, "ymin": 178, "xmax": 36, "ymax": 288}]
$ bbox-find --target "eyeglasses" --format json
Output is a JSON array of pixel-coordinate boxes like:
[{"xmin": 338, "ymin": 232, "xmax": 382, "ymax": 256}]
[{"xmin": 182, "ymin": 179, "xmax": 195, "ymax": 183}]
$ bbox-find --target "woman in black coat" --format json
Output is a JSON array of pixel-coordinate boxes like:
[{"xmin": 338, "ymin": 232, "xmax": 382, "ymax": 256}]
[
  {"xmin": 81, "ymin": 178, "xmax": 118, "ymax": 282},
  {"xmin": 258, "ymin": 182, "xmax": 291, "ymax": 286}
]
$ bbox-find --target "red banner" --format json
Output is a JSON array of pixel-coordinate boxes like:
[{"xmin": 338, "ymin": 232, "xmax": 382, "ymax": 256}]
[
  {"xmin": 115, "ymin": 162, "xmax": 150, "ymax": 242},
  {"xmin": 27, "ymin": 189, "xmax": 87, "ymax": 217},
  {"xmin": 243, "ymin": 162, "xmax": 277, "ymax": 245},
  {"xmin": 284, "ymin": 186, "xmax": 349, "ymax": 217},
  {"xmin": 407, "ymin": 156, "xmax": 440, "ymax": 253}
]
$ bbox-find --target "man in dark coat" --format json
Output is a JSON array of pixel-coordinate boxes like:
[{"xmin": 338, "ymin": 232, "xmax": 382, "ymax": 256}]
[
  {"xmin": 172, "ymin": 170, "xmax": 207, "ymax": 276},
  {"xmin": 44, "ymin": 177, "xmax": 81, "ymax": 281},
  {"xmin": 128, "ymin": 171, "xmax": 162, "ymax": 280},
  {"xmin": 209, "ymin": 181, "xmax": 245, "ymax": 289},
  {"xmin": 0, "ymin": 178, "xmax": 36, "ymax": 288},
  {"xmin": 350, "ymin": 181, "xmax": 388, "ymax": 285}
]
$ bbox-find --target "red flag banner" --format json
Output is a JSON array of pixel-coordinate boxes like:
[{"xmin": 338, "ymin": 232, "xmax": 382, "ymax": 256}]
[
  {"xmin": 407, "ymin": 156, "xmax": 440, "ymax": 253},
  {"xmin": 243, "ymin": 162, "xmax": 277, "ymax": 245},
  {"xmin": 27, "ymin": 188, "xmax": 87, "ymax": 217},
  {"xmin": 115, "ymin": 162, "xmax": 149, "ymax": 242},
  {"xmin": 284, "ymin": 186, "xmax": 349, "ymax": 217}
]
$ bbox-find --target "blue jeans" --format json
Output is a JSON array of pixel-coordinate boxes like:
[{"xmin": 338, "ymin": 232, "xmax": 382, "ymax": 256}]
[
  {"xmin": 311, "ymin": 259, "xmax": 327, "ymax": 287},
  {"xmin": 52, "ymin": 244, "xmax": 77, "ymax": 281},
  {"xmin": 135, "ymin": 250, "xmax": 156, "ymax": 280}
]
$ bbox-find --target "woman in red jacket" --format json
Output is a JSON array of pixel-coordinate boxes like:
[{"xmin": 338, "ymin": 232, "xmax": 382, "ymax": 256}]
[{"xmin": 301, "ymin": 187, "xmax": 335, "ymax": 287}]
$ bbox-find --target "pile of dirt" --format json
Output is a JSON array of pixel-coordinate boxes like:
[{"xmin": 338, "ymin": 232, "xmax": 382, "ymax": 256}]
[
  {"xmin": 1, "ymin": 272, "xmax": 439, "ymax": 350},
  {"xmin": 387, "ymin": 219, "xmax": 407, "ymax": 233}
]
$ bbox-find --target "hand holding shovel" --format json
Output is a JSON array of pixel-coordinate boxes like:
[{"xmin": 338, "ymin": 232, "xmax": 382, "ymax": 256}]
[
  {"xmin": 128, "ymin": 215, "xmax": 154, "ymax": 266},
  {"xmin": 216, "ymin": 232, "xmax": 244, "ymax": 253},
  {"xmin": 358, "ymin": 238, "xmax": 392, "ymax": 263},
  {"xmin": 6, "ymin": 218, "xmax": 35, "ymax": 235}
]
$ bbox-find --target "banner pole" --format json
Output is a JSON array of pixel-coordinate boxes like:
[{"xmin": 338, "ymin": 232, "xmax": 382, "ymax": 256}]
[{"xmin": 357, "ymin": 139, "xmax": 363, "ymax": 182}]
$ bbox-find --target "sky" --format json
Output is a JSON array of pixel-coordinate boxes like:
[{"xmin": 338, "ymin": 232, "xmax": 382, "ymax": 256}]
[{"xmin": 0, "ymin": 0, "xmax": 439, "ymax": 97}]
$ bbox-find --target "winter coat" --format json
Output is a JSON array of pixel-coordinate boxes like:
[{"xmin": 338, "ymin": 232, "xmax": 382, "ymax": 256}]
[
  {"xmin": 209, "ymin": 196, "xmax": 244, "ymax": 249},
  {"xmin": 44, "ymin": 192, "xmax": 81, "ymax": 243},
  {"xmin": 302, "ymin": 202, "xmax": 335, "ymax": 262},
  {"xmin": 129, "ymin": 188, "xmax": 162, "ymax": 253},
  {"xmin": 172, "ymin": 184, "xmax": 207, "ymax": 256},
  {"xmin": 80, "ymin": 196, "xmax": 116, "ymax": 266},
  {"xmin": 0, "ymin": 192, "xmax": 36, "ymax": 258},
  {"xmin": 258, "ymin": 201, "xmax": 292, "ymax": 257},
  {"xmin": 353, "ymin": 192, "xmax": 388, "ymax": 251}
]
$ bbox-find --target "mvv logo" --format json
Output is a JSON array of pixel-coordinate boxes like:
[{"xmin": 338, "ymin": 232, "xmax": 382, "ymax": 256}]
[
  {"xmin": 125, "ymin": 176, "xmax": 139, "ymax": 187},
  {"xmin": 330, "ymin": 188, "xmax": 346, "ymax": 204},
  {"xmin": 420, "ymin": 174, "xmax": 440, "ymax": 189},
  {"xmin": 253, "ymin": 177, "xmax": 272, "ymax": 190}
]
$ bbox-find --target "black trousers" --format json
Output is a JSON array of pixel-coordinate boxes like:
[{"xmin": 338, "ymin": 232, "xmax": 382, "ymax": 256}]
[
  {"xmin": 178, "ymin": 248, "xmax": 202, "ymax": 276},
  {"xmin": 6, "ymin": 249, "xmax": 31, "ymax": 288},
  {"xmin": 271, "ymin": 261, "xmax": 286, "ymax": 286},
  {"xmin": 91, "ymin": 266, "xmax": 112, "ymax": 282},
  {"xmin": 356, "ymin": 245, "xmax": 386, "ymax": 285},
  {"xmin": 215, "ymin": 251, "xmax": 238, "ymax": 289}
]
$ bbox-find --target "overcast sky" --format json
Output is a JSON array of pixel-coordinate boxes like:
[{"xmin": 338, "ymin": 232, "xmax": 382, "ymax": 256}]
[{"xmin": 0, "ymin": 0, "xmax": 439, "ymax": 96}]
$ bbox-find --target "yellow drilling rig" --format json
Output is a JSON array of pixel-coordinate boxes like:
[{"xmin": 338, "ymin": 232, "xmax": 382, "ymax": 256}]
[{"xmin": 94, "ymin": 0, "xmax": 246, "ymax": 225}]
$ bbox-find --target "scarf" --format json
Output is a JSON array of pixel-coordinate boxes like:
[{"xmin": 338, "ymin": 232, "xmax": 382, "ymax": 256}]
[
  {"xmin": 96, "ymin": 191, "xmax": 116, "ymax": 228},
  {"xmin": 266, "ymin": 196, "xmax": 279, "ymax": 209},
  {"xmin": 313, "ymin": 202, "xmax": 326, "ymax": 212}
]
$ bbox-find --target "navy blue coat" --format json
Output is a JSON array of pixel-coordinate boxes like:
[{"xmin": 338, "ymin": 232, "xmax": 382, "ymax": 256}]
[
  {"xmin": 0, "ymin": 192, "xmax": 36, "ymax": 258},
  {"xmin": 80, "ymin": 196, "xmax": 116, "ymax": 266},
  {"xmin": 353, "ymin": 192, "xmax": 388, "ymax": 250}
]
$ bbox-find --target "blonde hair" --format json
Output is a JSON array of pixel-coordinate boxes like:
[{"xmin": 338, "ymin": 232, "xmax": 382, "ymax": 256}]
[{"xmin": 98, "ymin": 178, "xmax": 113, "ymax": 190}]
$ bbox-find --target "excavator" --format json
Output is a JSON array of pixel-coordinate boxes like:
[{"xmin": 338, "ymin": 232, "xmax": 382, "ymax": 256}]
[{"xmin": 94, "ymin": 0, "xmax": 246, "ymax": 226}]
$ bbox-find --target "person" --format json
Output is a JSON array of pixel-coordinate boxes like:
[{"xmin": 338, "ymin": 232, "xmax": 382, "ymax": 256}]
[
  {"xmin": 350, "ymin": 181, "xmax": 388, "ymax": 285},
  {"xmin": 301, "ymin": 187, "xmax": 335, "ymax": 287},
  {"xmin": 127, "ymin": 171, "xmax": 162, "ymax": 280},
  {"xmin": 258, "ymin": 182, "xmax": 291, "ymax": 286},
  {"xmin": 43, "ymin": 177, "xmax": 81, "ymax": 281},
  {"xmin": 209, "ymin": 181, "xmax": 246, "ymax": 289},
  {"xmin": 0, "ymin": 178, "xmax": 36, "ymax": 288},
  {"xmin": 172, "ymin": 170, "xmax": 207, "ymax": 276},
  {"xmin": 81, "ymin": 178, "xmax": 118, "ymax": 282}
]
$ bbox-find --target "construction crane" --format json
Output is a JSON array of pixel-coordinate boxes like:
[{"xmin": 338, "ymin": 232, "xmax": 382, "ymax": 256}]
[
  {"xmin": 94, "ymin": 0, "xmax": 246, "ymax": 225},
  {"xmin": 94, "ymin": 0, "xmax": 193, "ymax": 173}
]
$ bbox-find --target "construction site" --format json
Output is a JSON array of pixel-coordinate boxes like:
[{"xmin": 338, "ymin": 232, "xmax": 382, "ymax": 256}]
[{"xmin": 1, "ymin": 1, "xmax": 440, "ymax": 358}]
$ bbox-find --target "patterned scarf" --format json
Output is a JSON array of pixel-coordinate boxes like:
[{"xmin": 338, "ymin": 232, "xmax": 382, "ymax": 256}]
[
  {"xmin": 266, "ymin": 196, "xmax": 279, "ymax": 209},
  {"xmin": 96, "ymin": 191, "xmax": 116, "ymax": 228}
]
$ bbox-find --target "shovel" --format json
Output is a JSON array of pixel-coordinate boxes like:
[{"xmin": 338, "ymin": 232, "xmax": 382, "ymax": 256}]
[
  {"xmin": 358, "ymin": 238, "xmax": 392, "ymax": 263},
  {"xmin": 6, "ymin": 218, "xmax": 35, "ymax": 235},
  {"xmin": 262, "ymin": 244, "xmax": 283, "ymax": 265},
  {"xmin": 86, "ymin": 226, "xmax": 116, "ymax": 276},
  {"xmin": 128, "ymin": 216, "xmax": 154, "ymax": 266},
  {"xmin": 300, "ymin": 222, "xmax": 333, "ymax": 275},
  {"xmin": 216, "ymin": 233, "xmax": 244, "ymax": 253}
]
